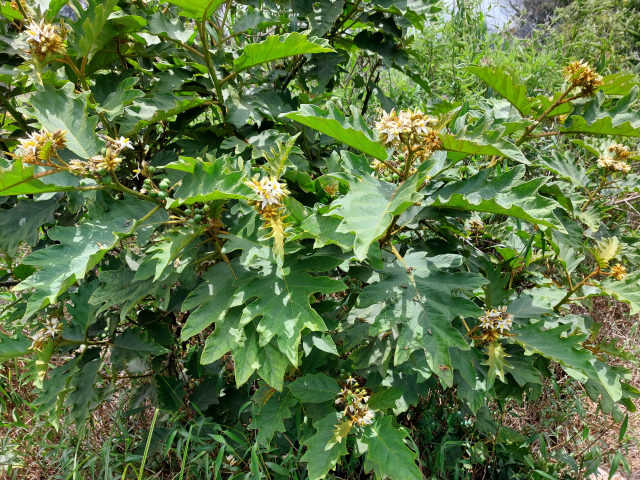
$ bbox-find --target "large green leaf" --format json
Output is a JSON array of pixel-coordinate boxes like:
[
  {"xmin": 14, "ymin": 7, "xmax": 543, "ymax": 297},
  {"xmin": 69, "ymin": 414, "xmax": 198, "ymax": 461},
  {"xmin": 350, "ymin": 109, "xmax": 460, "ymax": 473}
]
[
  {"xmin": 134, "ymin": 226, "xmax": 204, "ymax": 282},
  {"xmin": 560, "ymin": 87, "xmax": 640, "ymax": 137},
  {"xmin": 597, "ymin": 73, "xmax": 640, "ymax": 96},
  {"xmin": 0, "ymin": 160, "xmax": 76, "ymax": 196},
  {"xmin": 599, "ymin": 272, "xmax": 640, "ymax": 314},
  {"xmin": 66, "ymin": 280, "xmax": 99, "ymax": 335},
  {"xmin": 288, "ymin": 373, "xmax": 341, "ymax": 403},
  {"xmin": 64, "ymin": 358, "xmax": 101, "ymax": 436},
  {"xmin": 301, "ymin": 412, "xmax": 349, "ymax": 480},
  {"xmin": 248, "ymin": 383, "xmax": 297, "ymax": 444},
  {"xmin": 0, "ymin": 331, "xmax": 31, "ymax": 362},
  {"xmin": 155, "ymin": 374, "xmax": 186, "ymax": 411},
  {"xmin": 145, "ymin": 11, "xmax": 195, "ymax": 42},
  {"xmin": 441, "ymin": 123, "xmax": 528, "ymax": 164},
  {"xmin": 534, "ymin": 152, "xmax": 590, "ymax": 188},
  {"xmin": 117, "ymin": 94, "xmax": 209, "ymax": 136},
  {"xmin": 165, "ymin": 0, "xmax": 224, "ymax": 21},
  {"xmin": 362, "ymin": 416, "xmax": 422, "ymax": 480},
  {"xmin": 17, "ymin": 220, "xmax": 125, "ymax": 319},
  {"xmin": 294, "ymin": 212, "xmax": 356, "ymax": 250},
  {"xmin": 325, "ymin": 169, "xmax": 426, "ymax": 261},
  {"xmin": 33, "ymin": 358, "xmax": 80, "ymax": 427},
  {"xmin": 110, "ymin": 327, "xmax": 169, "ymax": 369},
  {"xmin": 232, "ymin": 318, "xmax": 291, "ymax": 390},
  {"xmin": 466, "ymin": 65, "xmax": 537, "ymax": 116},
  {"xmin": 357, "ymin": 253, "xmax": 486, "ymax": 386},
  {"xmin": 181, "ymin": 259, "xmax": 256, "ymax": 341},
  {"xmin": 168, "ymin": 158, "xmax": 256, "ymax": 208},
  {"xmin": 0, "ymin": 199, "xmax": 57, "ymax": 256},
  {"xmin": 198, "ymin": 305, "xmax": 291, "ymax": 391},
  {"xmin": 89, "ymin": 268, "xmax": 178, "ymax": 319},
  {"xmin": 232, "ymin": 252, "xmax": 346, "ymax": 365},
  {"xmin": 425, "ymin": 165, "xmax": 563, "ymax": 229},
  {"xmin": 309, "ymin": 0, "xmax": 345, "ymax": 37},
  {"xmin": 234, "ymin": 33, "xmax": 334, "ymax": 71},
  {"xmin": 95, "ymin": 77, "xmax": 145, "ymax": 120},
  {"xmin": 68, "ymin": 0, "xmax": 119, "ymax": 60},
  {"xmin": 16, "ymin": 197, "xmax": 166, "ymax": 319},
  {"xmin": 19, "ymin": 83, "xmax": 103, "ymax": 159},
  {"xmin": 282, "ymin": 102, "xmax": 389, "ymax": 160},
  {"xmin": 511, "ymin": 321, "xmax": 598, "ymax": 378}
]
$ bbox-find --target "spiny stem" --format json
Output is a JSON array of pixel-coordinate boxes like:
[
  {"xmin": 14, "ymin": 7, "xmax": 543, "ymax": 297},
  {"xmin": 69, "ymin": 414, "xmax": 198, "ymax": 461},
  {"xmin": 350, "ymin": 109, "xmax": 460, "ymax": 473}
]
[
  {"xmin": 515, "ymin": 83, "xmax": 576, "ymax": 147},
  {"xmin": 553, "ymin": 266, "xmax": 600, "ymax": 311}
]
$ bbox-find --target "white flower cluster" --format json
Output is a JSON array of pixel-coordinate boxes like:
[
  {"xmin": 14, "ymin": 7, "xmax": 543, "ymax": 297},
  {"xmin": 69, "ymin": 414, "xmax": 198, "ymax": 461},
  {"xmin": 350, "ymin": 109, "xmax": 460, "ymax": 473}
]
[
  {"xmin": 597, "ymin": 155, "xmax": 631, "ymax": 173},
  {"xmin": 375, "ymin": 109, "xmax": 437, "ymax": 148},
  {"xmin": 478, "ymin": 306, "xmax": 514, "ymax": 334},
  {"xmin": 335, "ymin": 376, "xmax": 375, "ymax": 426},
  {"xmin": 24, "ymin": 20, "xmax": 66, "ymax": 59},
  {"xmin": 468, "ymin": 219, "xmax": 484, "ymax": 233},
  {"xmin": 17, "ymin": 127, "xmax": 66, "ymax": 164},
  {"xmin": 30, "ymin": 317, "xmax": 62, "ymax": 350},
  {"xmin": 245, "ymin": 175, "xmax": 288, "ymax": 210},
  {"xmin": 25, "ymin": 21, "xmax": 60, "ymax": 46}
]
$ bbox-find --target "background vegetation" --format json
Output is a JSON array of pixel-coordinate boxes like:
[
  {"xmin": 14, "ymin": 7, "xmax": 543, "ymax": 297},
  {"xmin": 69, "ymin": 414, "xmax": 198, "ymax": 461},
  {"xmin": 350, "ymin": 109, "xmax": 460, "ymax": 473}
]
[{"xmin": 1, "ymin": 0, "xmax": 640, "ymax": 478}]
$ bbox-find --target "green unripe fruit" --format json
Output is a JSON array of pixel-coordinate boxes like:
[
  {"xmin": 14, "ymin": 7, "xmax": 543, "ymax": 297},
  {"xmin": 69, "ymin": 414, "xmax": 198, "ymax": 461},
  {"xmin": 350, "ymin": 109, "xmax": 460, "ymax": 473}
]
[
  {"xmin": 159, "ymin": 182, "xmax": 169, "ymax": 191},
  {"xmin": 158, "ymin": 191, "xmax": 168, "ymax": 200},
  {"xmin": 188, "ymin": 218, "xmax": 196, "ymax": 225},
  {"xmin": 149, "ymin": 191, "xmax": 158, "ymax": 198},
  {"xmin": 185, "ymin": 209, "xmax": 192, "ymax": 215},
  {"xmin": 104, "ymin": 327, "xmax": 109, "ymax": 332},
  {"xmin": 392, "ymin": 173, "xmax": 399, "ymax": 181},
  {"xmin": 194, "ymin": 214, "xmax": 203, "ymax": 222},
  {"xmin": 148, "ymin": 166, "xmax": 156, "ymax": 173},
  {"xmin": 144, "ymin": 178, "xmax": 152, "ymax": 185},
  {"xmin": 97, "ymin": 167, "xmax": 107, "ymax": 176},
  {"xmin": 102, "ymin": 176, "xmax": 112, "ymax": 184},
  {"xmin": 203, "ymin": 204, "xmax": 210, "ymax": 211}
]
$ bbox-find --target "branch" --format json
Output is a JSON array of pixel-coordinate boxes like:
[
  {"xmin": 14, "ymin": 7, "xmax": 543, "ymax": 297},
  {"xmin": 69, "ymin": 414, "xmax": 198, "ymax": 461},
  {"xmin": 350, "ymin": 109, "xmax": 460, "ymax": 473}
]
[{"xmin": 0, "ymin": 94, "xmax": 31, "ymax": 133}]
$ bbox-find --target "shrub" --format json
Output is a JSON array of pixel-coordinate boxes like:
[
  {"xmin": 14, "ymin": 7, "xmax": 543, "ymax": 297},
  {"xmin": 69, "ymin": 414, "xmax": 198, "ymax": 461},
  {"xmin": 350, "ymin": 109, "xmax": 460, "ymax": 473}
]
[{"xmin": 0, "ymin": 1, "xmax": 638, "ymax": 478}]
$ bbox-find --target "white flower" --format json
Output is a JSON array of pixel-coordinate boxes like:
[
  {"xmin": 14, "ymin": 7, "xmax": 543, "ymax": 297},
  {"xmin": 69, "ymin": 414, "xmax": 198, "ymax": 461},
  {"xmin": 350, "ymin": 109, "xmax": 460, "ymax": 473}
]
[
  {"xmin": 479, "ymin": 315, "xmax": 493, "ymax": 329},
  {"xmin": 224, "ymin": 455, "xmax": 238, "ymax": 466},
  {"xmin": 30, "ymin": 330, "xmax": 46, "ymax": 349},
  {"xmin": 44, "ymin": 326, "xmax": 58, "ymax": 337},
  {"xmin": 345, "ymin": 376, "xmax": 357, "ymax": 386},
  {"xmin": 25, "ymin": 22, "xmax": 43, "ymax": 43},
  {"xmin": 357, "ymin": 407, "xmax": 375, "ymax": 426},
  {"xmin": 411, "ymin": 110, "xmax": 433, "ymax": 134},
  {"xmin": 496, "ymin": 319, "xmax": 508, "ymax": 333},
  {"xmin": 112, "ymin": 136, "xmax": 133, "ymax": 152}
]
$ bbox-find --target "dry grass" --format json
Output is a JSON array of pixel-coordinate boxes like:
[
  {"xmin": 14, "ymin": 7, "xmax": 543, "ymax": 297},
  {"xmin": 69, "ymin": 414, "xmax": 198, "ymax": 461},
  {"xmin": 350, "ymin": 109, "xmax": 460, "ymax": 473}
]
[
  {"xmin": 501, "ymin": 296, "xmax": 640, "ymax": 479},
  {"xmin": 573, "ymin": 297, "xmax": 640, "ymax": 478}
]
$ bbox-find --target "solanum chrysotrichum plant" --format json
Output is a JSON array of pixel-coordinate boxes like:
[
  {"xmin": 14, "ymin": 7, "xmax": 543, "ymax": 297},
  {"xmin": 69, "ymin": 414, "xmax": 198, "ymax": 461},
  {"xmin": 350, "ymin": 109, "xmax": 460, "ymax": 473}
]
[{"xmin": 0, "ymin": 1, "xmax": 639, "ymax": 478}]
